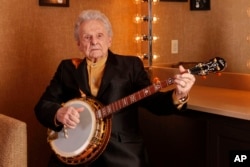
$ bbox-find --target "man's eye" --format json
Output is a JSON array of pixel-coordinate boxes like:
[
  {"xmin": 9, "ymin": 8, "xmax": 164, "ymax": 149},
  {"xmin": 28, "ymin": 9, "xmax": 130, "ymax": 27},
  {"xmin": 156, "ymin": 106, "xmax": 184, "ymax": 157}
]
[
  {"xmin": 97, "ymin": 34, "xmax": 103, "ymax": 38},
  {"xmin": 84, "ymin": 36, "xmax": 91, "ymax": 40}
]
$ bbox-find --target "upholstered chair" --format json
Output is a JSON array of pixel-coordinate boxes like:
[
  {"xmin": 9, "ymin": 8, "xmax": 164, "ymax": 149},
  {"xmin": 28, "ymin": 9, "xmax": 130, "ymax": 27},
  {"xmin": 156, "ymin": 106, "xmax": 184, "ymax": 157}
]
[{"xmin": 0, "ymin": 114, "xmax": 27, "ymax": 167}]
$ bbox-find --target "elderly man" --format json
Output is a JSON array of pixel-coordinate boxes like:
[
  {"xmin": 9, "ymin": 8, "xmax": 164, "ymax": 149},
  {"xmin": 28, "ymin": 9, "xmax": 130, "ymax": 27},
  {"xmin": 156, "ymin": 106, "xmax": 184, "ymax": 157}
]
[{"xmin": 35, "ymin": 10, "xmax": 195, "ymax": 167}]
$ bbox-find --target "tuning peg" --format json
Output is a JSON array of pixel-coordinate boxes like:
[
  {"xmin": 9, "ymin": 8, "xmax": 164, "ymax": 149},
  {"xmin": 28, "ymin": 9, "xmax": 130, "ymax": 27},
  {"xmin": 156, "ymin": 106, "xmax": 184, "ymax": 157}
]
[
  {"xmin": 216, "ymin": 66, "xmax": 221, "ymax": 71},
  {"xmin": 216, "ymin": 72, "xmax": 222, "ymax": 76},
  {"xmin": 200, "ymin": 70, "xmax": 207, "ymax": 76}
]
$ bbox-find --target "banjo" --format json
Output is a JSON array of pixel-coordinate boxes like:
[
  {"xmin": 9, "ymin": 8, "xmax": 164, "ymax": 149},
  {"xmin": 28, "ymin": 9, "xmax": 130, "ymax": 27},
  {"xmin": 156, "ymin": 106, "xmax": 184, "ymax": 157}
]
[{"xmin": 47, "ymin": 57, "xmax": 226, "ymax": 165}]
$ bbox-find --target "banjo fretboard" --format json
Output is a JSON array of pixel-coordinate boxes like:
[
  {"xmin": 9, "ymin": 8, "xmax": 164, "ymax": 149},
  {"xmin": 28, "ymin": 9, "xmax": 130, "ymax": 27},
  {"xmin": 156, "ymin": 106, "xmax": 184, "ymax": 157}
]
[{"xmin": 95, "ymin": 78, "xmax": 174, "ymax": 119}]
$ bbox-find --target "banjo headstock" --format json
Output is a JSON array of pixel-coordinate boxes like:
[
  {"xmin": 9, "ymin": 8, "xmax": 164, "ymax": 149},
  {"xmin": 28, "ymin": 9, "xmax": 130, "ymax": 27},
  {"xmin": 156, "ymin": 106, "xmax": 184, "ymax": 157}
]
[{"xmin": 189, "ymin": 57, "xmax": 227, "ymax": 76}]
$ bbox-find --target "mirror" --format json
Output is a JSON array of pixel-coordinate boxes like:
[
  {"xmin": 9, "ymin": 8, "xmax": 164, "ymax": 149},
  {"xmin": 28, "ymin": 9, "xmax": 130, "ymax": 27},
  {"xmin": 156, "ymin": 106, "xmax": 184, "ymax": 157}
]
[{"xmin": 149, "ymin": 1, "xmax": 250, "ymax": 74}]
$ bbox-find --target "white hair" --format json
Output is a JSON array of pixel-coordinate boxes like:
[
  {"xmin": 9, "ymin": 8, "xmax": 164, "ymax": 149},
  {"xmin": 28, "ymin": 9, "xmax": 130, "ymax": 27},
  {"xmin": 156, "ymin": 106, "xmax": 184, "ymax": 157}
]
[{"xmin": 74, "ymin": 10, "xmax": 113, "ymax": 41}]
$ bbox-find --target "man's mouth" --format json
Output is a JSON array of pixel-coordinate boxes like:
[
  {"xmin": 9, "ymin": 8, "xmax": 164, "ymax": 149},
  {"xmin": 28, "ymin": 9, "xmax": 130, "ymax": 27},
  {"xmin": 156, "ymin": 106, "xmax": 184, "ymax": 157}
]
[{"xmin": 90, "ymin": 48, "xmax": 100, "ymax": 51}]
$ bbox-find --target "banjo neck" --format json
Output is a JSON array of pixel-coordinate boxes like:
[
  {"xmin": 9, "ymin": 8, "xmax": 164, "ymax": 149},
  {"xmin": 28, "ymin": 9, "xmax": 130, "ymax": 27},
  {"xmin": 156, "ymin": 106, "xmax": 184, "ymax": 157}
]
[
  {"xmin": 95, "ymin": 56, "xmax": 227, "ymax": 119},
  {"xmin": 95, "ymin": 78, "xmax": 174, "ymax": 119}
]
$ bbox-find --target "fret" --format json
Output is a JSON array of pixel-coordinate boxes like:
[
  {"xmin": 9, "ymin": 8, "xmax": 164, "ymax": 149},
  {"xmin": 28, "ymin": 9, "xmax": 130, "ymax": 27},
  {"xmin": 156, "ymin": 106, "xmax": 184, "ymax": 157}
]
[
  {"xmin": 122, "ymin": 98, "xmax": 128, "ymax": 106},
  {"xmin": 143, "ymin": 88, "xmax": 150, "ymax": 97},
  {"xmin": 101, "ymin": 107, "xmax": 107, "ymax": 117},
  {"xmin": 114, "ymin": 102, "xmax": 117, "ymax": 111},
  {"xmin": 117, "ymin": 101, "xmax": 121, "ymax": 111},
  {"xmin": 96, "ymin": 109, "xmax": 102, "ymax": 119},
  {"xmin": 120, "ymin": 99, "xmax": 124, "ymax": 108},
  {"xmin": 116, "ymin": 101, "xmax": 120, "ymax": 110},
  {"xmin": 110, "ymin": 103, "xmax": 114, "ymax": 113},
  {"xmin": 115, "ymin": 100, "xmax": 121, "ymax": 111},
  {"xmin": 117, "ymin": 100, "xmax": 121, "ymax": 110},
  {"xmin": 107, "ymin": 105, "xmax": 111, "ymax": 115},
  {"xmin": 115, "ymin": 101, "xmax": 119, "ymax": 111},
  {"xmin": 129, "ymin": 94, "xmax": 136, "ymax": 103},
  {"xmin": 137, "ymin": 91, "xmax": 141, "ymax": 100}
]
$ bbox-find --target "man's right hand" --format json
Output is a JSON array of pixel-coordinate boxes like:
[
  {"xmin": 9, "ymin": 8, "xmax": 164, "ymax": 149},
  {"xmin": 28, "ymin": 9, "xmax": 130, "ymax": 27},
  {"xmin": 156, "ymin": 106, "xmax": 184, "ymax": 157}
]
[{"xmin": 56, "ymin": 106, "xmax": 84, "ymax": 129}]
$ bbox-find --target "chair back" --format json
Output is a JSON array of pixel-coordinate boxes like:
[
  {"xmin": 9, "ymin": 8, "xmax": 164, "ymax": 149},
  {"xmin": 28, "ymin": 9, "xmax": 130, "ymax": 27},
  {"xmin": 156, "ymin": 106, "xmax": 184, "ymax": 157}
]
[{"xmin": 0, "ymin": 114, "xmax": 27, "ymax": 167}]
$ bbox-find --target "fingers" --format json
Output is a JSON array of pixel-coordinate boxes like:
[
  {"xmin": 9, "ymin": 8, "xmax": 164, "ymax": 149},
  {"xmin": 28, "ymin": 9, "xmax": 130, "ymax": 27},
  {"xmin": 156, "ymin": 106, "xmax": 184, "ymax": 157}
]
[
  {"xmin": 56, "ymin": 106, "xmax": 84, "ymax": 129},
  {"xmin": 174, "ymin": 65, "xmax": 196, "ymax": 98},
  {"xmin": 179, "ymin": 65, "xmax": 186, "ymax": 74},
  {"xmin": 67, "ymin": 107, "xmax": 84, "ymax": 128},
  {"xmin": 76, "ymin": 107, "xmax": 84, "ymax": 113}
]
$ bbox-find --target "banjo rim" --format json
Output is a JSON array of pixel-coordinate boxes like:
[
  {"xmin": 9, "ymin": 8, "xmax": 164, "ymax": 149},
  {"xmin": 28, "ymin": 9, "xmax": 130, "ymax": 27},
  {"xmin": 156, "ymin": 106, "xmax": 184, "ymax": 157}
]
[{"xmin": 47, "ymin": 97, "xmax": 112, "ymax": 165}]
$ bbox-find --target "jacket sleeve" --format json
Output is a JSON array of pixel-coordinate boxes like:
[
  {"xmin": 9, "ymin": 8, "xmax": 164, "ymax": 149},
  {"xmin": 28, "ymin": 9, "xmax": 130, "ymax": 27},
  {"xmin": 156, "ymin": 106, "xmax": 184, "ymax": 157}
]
[
  {"xmin": 132, "ymin": 57, "xmax": 187, "ymax": 115},
  {"xmin": 34, "ymin": 60, "xmax": 69, "ymax": 131},
  {"xmin": 140, "ymin": 90, "xmax": 187, "ymax": 115}
]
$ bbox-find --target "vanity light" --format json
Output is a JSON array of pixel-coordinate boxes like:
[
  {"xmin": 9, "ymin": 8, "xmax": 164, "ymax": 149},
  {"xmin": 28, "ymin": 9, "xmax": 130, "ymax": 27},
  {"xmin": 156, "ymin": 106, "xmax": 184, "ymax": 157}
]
[
  {"xmin": 137, "ymin": 53, "xmax": 159, "ymax": 60},
  {"xmin": 134, "ymin": 14, "xmax": 159, "ymax": 24},
  {"xmin": 152, "ymin": 35, "xmax": 159, "ymax": 41},
  {"xmin": 134, "ymin": 0, "xmax": 159, "ymax": 5},
  {"xmin": 134, "ymin": 34, "xmax": 159, "ymax": 42}
]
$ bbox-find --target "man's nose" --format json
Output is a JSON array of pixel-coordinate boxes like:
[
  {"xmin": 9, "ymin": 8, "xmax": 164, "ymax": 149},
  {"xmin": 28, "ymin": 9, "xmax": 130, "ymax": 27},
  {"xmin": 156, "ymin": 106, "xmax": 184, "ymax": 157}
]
[{"xmin": 90, "ymin": 36, "xmax": 98, "ymax": 45}]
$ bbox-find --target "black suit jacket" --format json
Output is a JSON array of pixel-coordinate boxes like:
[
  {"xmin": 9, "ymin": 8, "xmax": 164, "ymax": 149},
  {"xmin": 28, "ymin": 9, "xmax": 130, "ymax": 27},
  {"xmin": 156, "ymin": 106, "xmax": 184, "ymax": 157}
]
[{"xmin": 35, "ymin": 51, "xmax": 186, "ymax": 167}]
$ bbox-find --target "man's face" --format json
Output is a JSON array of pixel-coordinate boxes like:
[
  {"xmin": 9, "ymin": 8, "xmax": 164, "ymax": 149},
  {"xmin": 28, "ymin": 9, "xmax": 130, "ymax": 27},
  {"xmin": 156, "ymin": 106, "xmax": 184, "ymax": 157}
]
[{"xmin": 77, "ymin": 20, "xmax": 112, "ymax": 62}]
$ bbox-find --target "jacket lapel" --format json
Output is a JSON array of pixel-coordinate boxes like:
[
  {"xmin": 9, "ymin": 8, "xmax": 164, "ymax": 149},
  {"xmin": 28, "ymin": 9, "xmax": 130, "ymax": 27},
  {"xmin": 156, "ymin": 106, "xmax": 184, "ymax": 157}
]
[
  {"xmin": 75, "ymin": 59, "xmax": 92, "ymax": 96},
  {"xmin": 97, "ymin": 52, "xmax": 117, "ymax": 98}
]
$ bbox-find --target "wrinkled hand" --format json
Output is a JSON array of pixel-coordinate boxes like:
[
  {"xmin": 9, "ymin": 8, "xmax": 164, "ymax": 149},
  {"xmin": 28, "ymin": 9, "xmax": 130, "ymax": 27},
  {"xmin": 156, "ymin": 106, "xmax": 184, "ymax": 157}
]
[
  {"xmin": 174, "ymin": 65, "xmax": 196, "ymax": 99},
  {"xmin": 56, "ymin": 106, "xmax": 84, "ymax": 129}
]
